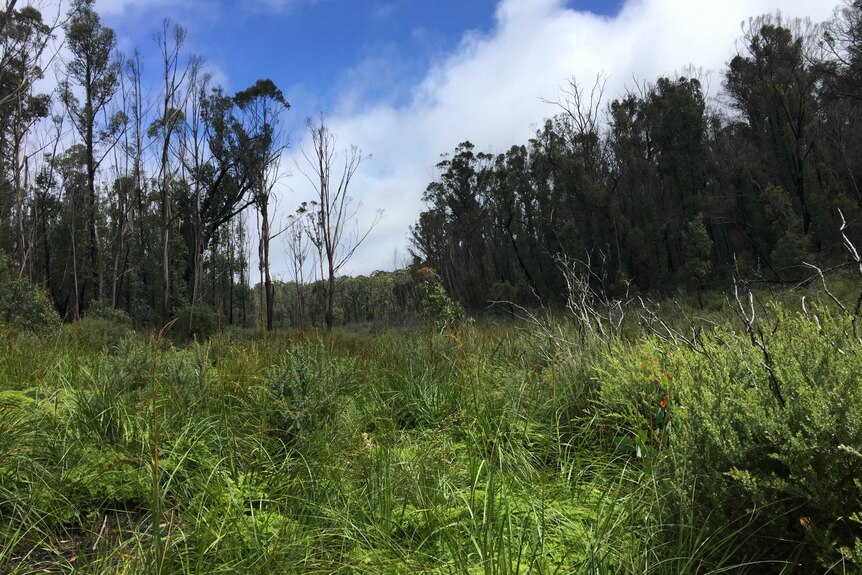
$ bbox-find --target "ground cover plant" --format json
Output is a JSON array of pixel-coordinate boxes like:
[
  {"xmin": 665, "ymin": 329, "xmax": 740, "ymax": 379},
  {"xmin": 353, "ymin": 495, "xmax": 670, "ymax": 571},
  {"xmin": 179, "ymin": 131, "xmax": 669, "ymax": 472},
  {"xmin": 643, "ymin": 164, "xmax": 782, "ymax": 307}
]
[{"xmin": 0, "ymin": 278, "xmax": 861, "ymax": 575}]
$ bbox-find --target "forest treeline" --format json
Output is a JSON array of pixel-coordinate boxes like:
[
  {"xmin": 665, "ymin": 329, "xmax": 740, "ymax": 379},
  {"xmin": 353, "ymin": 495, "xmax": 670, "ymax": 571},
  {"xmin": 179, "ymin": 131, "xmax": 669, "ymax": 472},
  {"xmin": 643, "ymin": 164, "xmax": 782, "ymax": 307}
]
[
  {"xmin": 2, "ymin": 1, "xmax": 862, "ymax": 330},
  {"xmin": 1, "ymin": 0, "xmax": 280, "ymax": 327},
  {"xmin": 411, "ymin": 4, "xmax": 862, "ymax": 310}
]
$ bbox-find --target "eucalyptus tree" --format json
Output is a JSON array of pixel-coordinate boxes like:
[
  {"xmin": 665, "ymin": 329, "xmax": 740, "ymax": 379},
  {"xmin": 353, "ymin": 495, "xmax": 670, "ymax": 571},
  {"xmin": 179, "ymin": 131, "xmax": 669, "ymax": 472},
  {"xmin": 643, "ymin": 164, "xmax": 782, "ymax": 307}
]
[
  {"xmin": 300, "ymin": 116, "xmax": 379, "ymax": 333},
  {"xmin": 284, "ymin": 202, "xmax": 314, "ymax": 327},
  {"xmin": 411, "ymin": 141, "xmax": 493, "ymax": 309},
  {"xmin": 107, "ymin": 48, "xmax": 147, "ymax": 309},
  {"xmin": 151, "ymin": 19, "xmax": 192, "ymax": 322},
  {"xmin": 61, "ymin": 0, "xmax": 121, "ymax": 307},
  {"xmin": 234, "ymin": 78, "xmax": 289, "ymax": 332},
  {"xmin": 180, "ymin": 63, "xmax": 211, "ymax": 307},
  {"xmin": 724, "ymin": 16, "xmax": 824, "ymax": 244},
  {"xmin": 182, "ymin": 84, "xmax": 255, "ymax": 310},
  {"xmin": 820, "ymin": 2, "xmax": 862, "ymax": 227},
  {"xmin": 0, "ymin": 1, "xmax": 17, "ymax": 37},
  {"xmin": 0, "ymin": 1, "xmax": 58, "ymax": 111},
  {"xmin": 0, "ymin": 4, "xmax": 51, "ymax": 274}
]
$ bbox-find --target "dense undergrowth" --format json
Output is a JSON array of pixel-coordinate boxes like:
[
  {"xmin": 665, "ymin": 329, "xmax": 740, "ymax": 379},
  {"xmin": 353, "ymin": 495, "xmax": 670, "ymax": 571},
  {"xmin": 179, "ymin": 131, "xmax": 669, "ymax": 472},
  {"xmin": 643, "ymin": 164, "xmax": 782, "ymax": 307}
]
[{"xmin": 1, "ymin": 287, "xmax": 861, "ymax": 574}]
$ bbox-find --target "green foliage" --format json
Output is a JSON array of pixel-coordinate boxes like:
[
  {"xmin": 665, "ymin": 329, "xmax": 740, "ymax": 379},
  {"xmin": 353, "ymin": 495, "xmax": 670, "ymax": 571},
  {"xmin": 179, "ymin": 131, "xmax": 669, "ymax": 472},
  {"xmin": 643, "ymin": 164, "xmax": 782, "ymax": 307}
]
[
  {"xmin": 60, "ymin": 444, "xmax": 149, "ymax": 511},
  {"xmin": 0, "ymin": 255, "xmax": 59, "ymax": 332},
  {"xmin": 761, "ymin": 184, "xmax": 809, "ymax": 272},
  {"xmin": 3, "ymin": 286, "xmax": 862, "ymax": 573},
  {"xmin": 595, "ymin": 340, "xmax": 673, "ymax": 463},
  {"xmin": 672, "ymin": 308, "xmax": 862, "ymax": 569},
  {"xmin": 681, "ymin": 212, "xmax": 713, "ymax": 288},
  {"xmin": 72, "ymin": 299, "xmax": 134, "ymax": 350},
  {"xmin": 0, "ymin": 276, "xmax": 59, "ymax": 332},
  {"xmin": 172, "ymin": 305, "xmax": 218, "ymax": 342},
  {"xmin": 418, "ymin": 268, "xmax": 468, "ymax": 333},
  {"xmin": 264, "ymin": 344, "xmax": 357, "ymax": 446},
  {"xmin": 596, "ymin": 304, "xmax": 862, "ymax": 570},
  {"xmin": 84, "ymin": 299, "xmax": 133, "ymax": 325}
]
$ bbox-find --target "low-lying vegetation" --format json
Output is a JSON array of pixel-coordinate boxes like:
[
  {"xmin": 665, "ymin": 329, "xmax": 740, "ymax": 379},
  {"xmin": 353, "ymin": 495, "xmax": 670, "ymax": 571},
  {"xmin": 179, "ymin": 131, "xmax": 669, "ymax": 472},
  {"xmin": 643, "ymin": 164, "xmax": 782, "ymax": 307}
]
[{"xmin": 1, "ymin": 282, "xmax": 861, "ymax": 574}]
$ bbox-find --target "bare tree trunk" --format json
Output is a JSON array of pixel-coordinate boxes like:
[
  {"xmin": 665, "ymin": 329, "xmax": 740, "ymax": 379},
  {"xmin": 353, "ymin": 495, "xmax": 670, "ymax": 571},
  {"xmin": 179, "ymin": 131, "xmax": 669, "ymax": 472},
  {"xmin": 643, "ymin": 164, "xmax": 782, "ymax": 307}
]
[
  {"xmin": 299, "ymin": 116, "xmax": 378, "ymax": 334},
  {"xmin": 186, "ymin": 63, "xmax": 207, "ymax": 307},
  {"xmin": 161, "ymin": 146, "xmax": 171, "ymax": 322},
  {"xmin": 13, "ymin": 123, "xmax": 26, "ymax": 277},
  {"xmin": 83, "ymin": 65, "xmax": 103, "ymax": 303},
  {"xmin": 256, "ymin": 209, "xmax": 265, "ymax": 336},
  {"xmin": 70, "ymin": 190, "xmax": 81, "ymax": 322},
  {"xmin": 87, "ymin": 157, "xmax": 101, "ymax": 300},
  {"xmin": 156, "ymin": 22, "xmax": 189, "ymax": 322},
  {"xmin": 228, "ymin": 220, "xmax": 235, "ymax": 324},
  {"xmin": 262, "ymin": 201, "xmax": 274, "ymax": 331},
  {"xmin": 325, "ymin": 251, "xmax": 335, "ymax": 332},
  {"xmin": 193, "ymin": 220, "xmax": 204, "ymax": 305},
  {"xmin": 236, "ymin": 215, "xmax": 247, "ymax": 326},
  {"xmin": 111, "ymin": 57, "xmax": 135, "ymax": 309}
]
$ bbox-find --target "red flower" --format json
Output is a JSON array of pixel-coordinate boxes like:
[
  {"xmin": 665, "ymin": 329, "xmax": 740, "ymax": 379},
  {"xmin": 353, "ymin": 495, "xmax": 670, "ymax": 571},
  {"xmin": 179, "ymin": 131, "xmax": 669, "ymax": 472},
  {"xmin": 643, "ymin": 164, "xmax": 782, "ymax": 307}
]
[{"xmin": 659, "ymin": 399, "xmax": 667, "ymax": 409}]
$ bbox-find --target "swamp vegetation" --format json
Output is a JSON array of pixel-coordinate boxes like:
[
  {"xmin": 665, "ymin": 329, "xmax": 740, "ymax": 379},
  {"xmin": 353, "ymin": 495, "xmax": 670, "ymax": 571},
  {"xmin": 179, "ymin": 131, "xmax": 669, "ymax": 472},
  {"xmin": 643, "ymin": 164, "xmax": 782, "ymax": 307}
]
[{"xmin": 1, "ymin": 276, "xmax": 861, "ymax": 574}]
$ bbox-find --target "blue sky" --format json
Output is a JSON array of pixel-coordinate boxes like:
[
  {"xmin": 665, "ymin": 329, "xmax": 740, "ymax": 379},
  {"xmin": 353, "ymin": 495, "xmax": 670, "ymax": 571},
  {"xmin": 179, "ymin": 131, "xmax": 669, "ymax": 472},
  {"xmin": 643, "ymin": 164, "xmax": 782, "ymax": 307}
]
[
  {"xmin": 99, "ymin": 0, "xmax": 624, "ymax": 120},
  {"xmin": 102, "ymin": 1, "xmax": 622, "ymax": 100},
  {"xmin": 89, "ymin": 0, "xmax": 836, "ymax": 278}
]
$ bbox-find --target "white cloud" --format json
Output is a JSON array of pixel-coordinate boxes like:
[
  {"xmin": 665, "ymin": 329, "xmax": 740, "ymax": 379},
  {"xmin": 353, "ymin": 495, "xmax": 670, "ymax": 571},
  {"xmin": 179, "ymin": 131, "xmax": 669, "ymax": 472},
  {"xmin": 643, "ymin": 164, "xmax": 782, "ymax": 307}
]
[
  {"xmin": 238, "ymin": 0, "xmax": 321, "ymax": 15},
  {"xmin": 370, "ymin": 2, "xmax": 396, "ymax": 21},
  {"xmin": 271, "ymin": 0, "xmax": 837, "ymax": 278},
  {"xmin": 95, "ymin": 0, "xmax": 184, "ymax": 16}
]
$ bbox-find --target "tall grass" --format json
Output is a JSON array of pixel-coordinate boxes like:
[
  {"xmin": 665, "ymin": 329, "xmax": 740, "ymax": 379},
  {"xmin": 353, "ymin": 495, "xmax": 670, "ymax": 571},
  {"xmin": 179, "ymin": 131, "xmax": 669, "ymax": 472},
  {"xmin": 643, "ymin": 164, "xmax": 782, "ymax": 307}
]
[{"xmin": 0, "ymin": 292, "xmax": 859, "ymax": 573}]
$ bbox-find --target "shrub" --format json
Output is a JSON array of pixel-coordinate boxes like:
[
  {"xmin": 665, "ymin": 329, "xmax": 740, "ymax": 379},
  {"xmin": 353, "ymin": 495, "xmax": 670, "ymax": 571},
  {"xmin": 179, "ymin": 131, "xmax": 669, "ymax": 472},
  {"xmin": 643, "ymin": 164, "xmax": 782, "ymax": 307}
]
[
  {"xmin": 84, "ymin": 299, "xmax": 133, "ymax": 325},
  {"xmin": 73, "ymin": 300, "xmax": 135, "ymax": 350},
  {"xmin": 596, "ymin": 306, "xmax": 862, "ymax": 569},
  {"xmin": 417, "ymin": 267, "xmax": 467, "ymax": 333},
  {"xmin": 264, "ymin": 345, "xmax": 357, "ymax": 446},
  {"xmin": 172, "ymin": 306, "xmax": 218, "ymax": 342},
  {"xmin": 0, "ymin": 259, "xmax": 59, "ymax": 332},
  {"xmin": 595, "ymin": 338, "xmax": 673, "ymax": 460},
  {"xmin": 597, "ymin": 306, "xmax": 862, "ymax": 572}
]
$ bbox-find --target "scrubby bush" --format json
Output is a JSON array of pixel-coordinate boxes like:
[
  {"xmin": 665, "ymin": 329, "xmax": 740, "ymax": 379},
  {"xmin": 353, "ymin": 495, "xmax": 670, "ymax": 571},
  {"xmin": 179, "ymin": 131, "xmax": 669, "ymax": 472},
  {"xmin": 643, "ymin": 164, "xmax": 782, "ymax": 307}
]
[
  {"xmin": 72, "ymin": 300, "xmax": 135, "ymax": 350},
  {"xmin": 0, "ymin": 254, "xmax": 59, "ymax": 332},
  {"xmin": 264, "ymin": 345, "xmax": 357, "ymax": 447},
  {"xmin": 172, "ymin": 305, "xmax": 218, "ymax": 342},
  {"xmin": 596, "ymin": 305, "xmax": 862, "ymax": 569},
  {"xmin": 417, "ymin": 267, "xmax": 467, "ymax": 333},
  {"xmin": 84, "ymin": 299, "xmax": 133, "ymax": 325}
]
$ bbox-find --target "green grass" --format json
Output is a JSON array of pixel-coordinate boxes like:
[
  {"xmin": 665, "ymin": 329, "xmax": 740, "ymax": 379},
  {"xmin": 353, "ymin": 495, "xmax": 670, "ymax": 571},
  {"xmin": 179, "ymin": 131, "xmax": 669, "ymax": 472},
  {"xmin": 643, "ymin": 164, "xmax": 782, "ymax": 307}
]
[{"xmin": 1, "ymin": 290, "xmax": 861, "ymax": 573}]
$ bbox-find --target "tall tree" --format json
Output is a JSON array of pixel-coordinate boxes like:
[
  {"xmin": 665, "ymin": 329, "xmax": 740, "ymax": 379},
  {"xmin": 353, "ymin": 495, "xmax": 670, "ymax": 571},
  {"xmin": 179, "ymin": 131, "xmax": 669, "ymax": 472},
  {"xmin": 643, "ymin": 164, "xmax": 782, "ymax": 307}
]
[
  {"xmin": 725, "ymin": 16, "xmax": 823, "ymax": 243},
  {"xmin": 411, "ymin": 142, "xmax": 493, "ymax": 308},
  {"xmin": 61, "ymin": 0, "xmax": 120, "ymax": 308},
  {"xmin": 234, "ymin": 78, "xmax": 289, "ymax": 332},
  {"xmin": 182, "ymin": 85, "xmax": 255, "ymax": 310},
  {"xmin": 0, "ymin": 5, "xmax": 51, "ymax": 275},
  {"xmin": 152, "ymin": 19, "xmax": 191, "ymax": 322},
  {"xmin": 284, "ymin": 203, "xmax": 314, "ymax": 328},
  {"xmin": 300, "ymin": 116, "xmax": 379, "ymax": 333},
  {"xmin": 107, "ymin": 48, "xmax": 146, "ymax": 310},
  {"xmin": 0, "ymin": 1, "xmax": 57, "ymax": 110}
]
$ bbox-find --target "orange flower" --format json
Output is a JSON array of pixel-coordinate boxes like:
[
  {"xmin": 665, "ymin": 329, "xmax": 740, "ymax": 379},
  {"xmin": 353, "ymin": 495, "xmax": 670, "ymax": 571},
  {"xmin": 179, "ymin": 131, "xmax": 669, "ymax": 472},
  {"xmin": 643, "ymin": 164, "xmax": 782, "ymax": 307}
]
[{"xmin": 659, "ymin": 399, "xmax": 667, "ymax": 409}]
